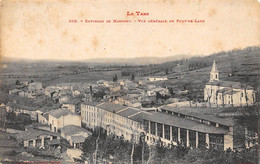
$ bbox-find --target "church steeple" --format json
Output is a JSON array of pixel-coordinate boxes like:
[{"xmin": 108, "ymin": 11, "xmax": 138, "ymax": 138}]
[{"xmin": 210, "ymin": 60, "xmax": 219, "ymax": 82}]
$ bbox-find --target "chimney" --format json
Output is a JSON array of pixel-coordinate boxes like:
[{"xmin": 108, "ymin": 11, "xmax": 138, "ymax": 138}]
[{"xmin": 90, "ymin": 86, "xmax": 93, "ymax": 102}]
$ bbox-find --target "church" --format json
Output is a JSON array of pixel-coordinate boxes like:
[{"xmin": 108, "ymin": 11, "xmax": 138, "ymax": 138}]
[{"xmin": 204, "ymin": 60, "xmax": 256, "ymax": 107}]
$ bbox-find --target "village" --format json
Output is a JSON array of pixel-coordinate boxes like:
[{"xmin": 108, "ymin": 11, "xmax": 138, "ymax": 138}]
[{"xmin": 0, "ymin": 58, "xmax": 258, "ymax": 163}]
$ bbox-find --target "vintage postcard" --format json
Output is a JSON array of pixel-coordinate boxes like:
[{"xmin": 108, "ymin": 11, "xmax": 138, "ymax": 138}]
[{"xmin": 0, "ymin": 0, "xmax": 259, "ymax": 163}]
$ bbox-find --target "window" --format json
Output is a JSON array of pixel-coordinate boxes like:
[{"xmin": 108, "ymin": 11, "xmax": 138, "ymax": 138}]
[
  {"xmin": 180, "ymin": 128, "xmax": 187, "ymax": 145},
  {"xmin": 144, "ymin": 120, "xmax": 149, "ymax": 133},
  {"xmin": 164, "ymin": 125, "xmax": 170, "ymax": 140},
  {"xmin": 189, "ymin": 130, "xmax": 196, "ymax": 148},
  {"xmin": 209, "ymin": 134, "xmax": 224, "ymax": 150},
  {"xmin": 151, "ymin": 122, "xmax": 156, "ymax": 135},
  {"xmin": 198, "ymin": 132, "xmax": 206, "ymax": 148},
  {"xmin": 172, "ymin": 126, "xmax": 178, "ymax": 142},
  {"xmin": 216, "ymin": 75, "xmax": 218, "ymax": 79},
  {"xmin": 157, "ymin": 123, "xmax": 163, "ymax": 138},
  {"xmin": 241, "ymin": 93, "xmax": 243, "ymax": 97}
]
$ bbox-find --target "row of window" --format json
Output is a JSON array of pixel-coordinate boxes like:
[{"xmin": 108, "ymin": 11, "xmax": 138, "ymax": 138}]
[{"xmin": 144, "ymin": 120, "xmax": 224, "ymax": 148}]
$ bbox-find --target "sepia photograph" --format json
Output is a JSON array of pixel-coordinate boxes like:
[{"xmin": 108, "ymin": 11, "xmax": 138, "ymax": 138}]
[{"xmin": 0, "ymin": 0, "xmax": 260, "ymax": 163}]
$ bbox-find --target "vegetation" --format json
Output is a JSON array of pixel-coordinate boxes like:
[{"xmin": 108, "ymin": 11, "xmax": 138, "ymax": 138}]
[
  {"xmin": 5, "ymin": 112, "xmax": 33, "ymax": 130},
  {"xmin": 81, "ymin": 130, "xmax": 258, "ymax": 164},
  {"xmin": 82, "ymin": 128, "xmax": 149, "ymax": 164},
  {"xmin": 112, "ymin": 75, "xmax": 118, "ymax": 82}
]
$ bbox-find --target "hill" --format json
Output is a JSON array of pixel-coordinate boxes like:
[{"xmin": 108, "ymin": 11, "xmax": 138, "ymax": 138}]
[{"xmin": 154, "ymin": 46, "xmax": 260, "ymax": 102}]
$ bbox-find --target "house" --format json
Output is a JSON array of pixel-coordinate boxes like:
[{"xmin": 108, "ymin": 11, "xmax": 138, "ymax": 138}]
[
  {"xmin": 127, "ymin": 90, "xmax": 142, "ymax": 99},
  {"xmin": 9, "ymin": 89, "xmax": 23, "ymax": 95},
  {"xmin": 28, "ymin": 82, "xmax": 43, "ymax": 91},
  {"xmin": 5, "ymin": 103, "xmax": 37, "ymax": 120},
  {"xmin": 81, "ymin": 102, "xmax": 144, "ymax": 142},
  {"xmin": 36, "ymin": 108, "xmax": 53, "ymax": 125},
  {"xmin": 60, "ymin": 125, "xmax": 92, "ymax": 149},
  {"xmin": 97, "ymin": 80, "xmax": 106, "ymax": 86},
  {"xmin": 147, "ymin": 87, "xmax": 169, "ymax": 96},
  {"xmin": 149, "ymin": 76, "xmax": 168, "ymax": 82},
  {"xmin": 0, "ymin": 106, "xmax": 6, "ymax": 122},
  {"xmin": 103, "ymin": 81, "xmax": 114, "ymax": 87},
  {"xmin": 119, "ymin": 80, "xmax": 138, "ymax": 89},
  {"xmin": 15, "ymin": 128, "xmax": 60, "ymax": 149},
  {"xmin": 138, "ymin": 79, "xmax": 149, "ymax": 86},
  {"xmin": 59, "ymin": 96, "xmax": 70, "ymax": 103},
  {"xmin": 115, "ymin": 96, "xmax": 142, "ymax": 108},
  {"xmin": 204, "ymin": 60, "xmax": 256, "ymax": 107},
  {"xmin": 45, "ymin": 86, "xmax": 60, "ymax": 98},
  {"xmin": 62, "ymin": 99, "xmax": 81, "ymax": 114},
  {"xmin": 48, "ymin": 109, "xmax": 81, "ymax": 132},
  {"xmin": 109, "ymin": 84, "xmax": 123, "ymax": 92}
]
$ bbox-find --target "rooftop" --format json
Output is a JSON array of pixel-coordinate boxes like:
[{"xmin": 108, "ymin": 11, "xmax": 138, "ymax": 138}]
[
  {"xmin": 149, "ymin": 76, "xmax": 168, "ymax": 78},
  {"xmin": 60, "ymin": 125, "xmax": 92, "ymax": 136},
  {"xmin": 71, "ymin": 136, "xmax": 86, "ymax": 143},
  {"xmin": 142, "ymin": 111, "xmax": 228, "ymax": 134},
  {"xmin": 49, "ymin": 109, "xmax": 74, "ymax": 118},
  {"xmin": 206, "ymin": 80, "xmax": 254, "ymax": 90},
  {"xmin": 82, "ymin": 101, "xmax": 102, "ymax": 106},
  {"xmin": 16, "ymin": 129, "xmax": 60, "ymax": 141},
  {"xmin": 159, "ymin": 106, "xmax": 234, "ymax": 126},
  {"xmin": 116, "ymin": 107, "xmax": 142, "ymax": 119},
  {"xmin": 97, "ymin": 102, "xmax": 128, "ymax": 113},
  {"xmin": 46, "ymin": 139, "xmax": 60, "ymax": 145}
]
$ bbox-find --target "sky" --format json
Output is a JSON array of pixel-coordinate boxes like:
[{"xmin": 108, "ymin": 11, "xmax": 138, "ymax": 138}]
[{"xmin": 0, "ymin": 0, "xmax": 260, "ymax": 61}]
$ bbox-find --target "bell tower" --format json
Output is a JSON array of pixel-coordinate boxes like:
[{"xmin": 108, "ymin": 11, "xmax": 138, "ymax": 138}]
[{"xmin": 210, "ymin": 60, "xmax": 219, "ymax": 82}]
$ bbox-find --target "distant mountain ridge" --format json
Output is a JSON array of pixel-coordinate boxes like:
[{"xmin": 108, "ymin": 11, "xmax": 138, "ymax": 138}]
[
  {"xmin": 82, "ymin": 54, "xmax": 193, "ymax": 65},
  {"xmin": 1, "ymin": 54, "xmax": 193, "ymax": 65},
  {"xmin": 1, "ymin": 46, "xmax": 259, "ymax": 65}
]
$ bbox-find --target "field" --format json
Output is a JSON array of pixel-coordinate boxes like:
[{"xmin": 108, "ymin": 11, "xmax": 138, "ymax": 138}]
[
  {"xmin": 0, "ymin": 61, "xmax": 128, "ymax": 89},
  {"xmin": 156, "ymin": 47, "xmax": 260, "ymax": 101}
]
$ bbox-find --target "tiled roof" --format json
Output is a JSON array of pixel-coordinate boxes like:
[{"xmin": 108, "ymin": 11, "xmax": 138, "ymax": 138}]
[
  {"xmin": 159, "ymin": 106, "xmax": 234, "ymax": 126},
  {"xmin": 149, "ymin": 76, "xmax": 168, "ymax": 78},
  {"xmin": 16, "ymin": 129, "xmax": 60, "ymax": 141},
  {"xmin": 128, "ymin": 91, "xmax": 141, "ymax": 94},
  {"xmin": 49, "ymin": 109, "xmax": 72, "ymax": 118},
  {"xmin": 218, "ymin": 88, "xmax": 230, "ymax": 93},
  {"xmin": 71, "ymin": 136, "xmax": 86, "ymax": 143},
  {"xmin": 142, "ymin": 112, "xmax": 228, "ymax": 134},
  {"xmin": 66, "ymin": 99, "xmax": 82, "ymax": 105},
  {"xmin": 223, "ymin": 90, "xmax": 240, "ymax": 95},
  {"xmin": 7, "ymin": 102, "xmax": 37, "ymax": 111},
  {"xmin": 46, "ymin": 139, "xmax": 60, "ymax": 145},
  {"xmin": 60, "ymin": 125, "xmax": 92, "ymax": 136},
  {"xmin": 37, "ymin": 107, "xmax": 54, "ymax": 113},
  {"xmin": 206, "ymin": 80, "xmax": 253, "ymax": 89},
  {"xmin": 81, "ymin": 102, "xmax": 101, "ymax": 106},
  {"xmin": 116, "ymin": 107, "xmax": 140, "ymax": 118},
  {"xmin": 129, "ymin": 112, "xmax": 145, "ymax": 123},
  {"xmin": 97, "ymin": 102, "xmax": 127, "ymax": 113}
]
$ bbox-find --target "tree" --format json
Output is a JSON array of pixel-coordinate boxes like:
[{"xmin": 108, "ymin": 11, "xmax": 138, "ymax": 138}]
[
  {"xmin": 164, "ymin": 69, "xmax": 169, "ymax": 75},
  {"xmin": 216, "ymin": 83, "xmax": 220, "ymax": 108},
  {"xmin": 82, "ymin": 136, "xmax": 97, "ymax": 163},
  {"xmin": 149, "ymin": 139, "xmax": 166, "ymax": 163},
  {"xmin": 93, "ymin": 110, "xmax": 106, "ymax": 164},
  {"xmin": 206, "ymin": 86, "xmax": 213, "ymax": 107},
  {"xmin": 133, "ymin": 134, "xmax": 149, "ymax": 164},
  {"xmin": 113, "ymin": 75, "xmax": 118, "ymax": 82},
  {"xmin": 15, "ymin": 80, "xmax": 21, "ymax": 85},
  {"xmin": 131, "ymin": 74, "xmax": 135, "ymax": 81}
]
